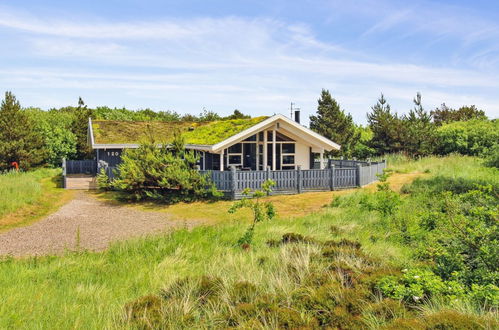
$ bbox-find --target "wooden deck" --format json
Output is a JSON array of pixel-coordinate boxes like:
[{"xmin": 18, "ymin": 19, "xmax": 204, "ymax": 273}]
[{"xmin": 64, "ymin": 174, "xmax": 98, "ymax": 190}]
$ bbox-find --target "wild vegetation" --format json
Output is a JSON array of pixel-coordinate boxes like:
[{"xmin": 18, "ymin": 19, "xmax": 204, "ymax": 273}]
[
  {"xmin": 0, "ymin": 155, "xmax": 497, "ymax": 329},
  {"xmin": 0, "ymin": 168, "xmax": 73, "ymax": 232},
  {"xmin": 0, "ymin": 90, "xmax": 496, "ymax": 171},
  {"xmin": 98, "ymin": 132, "xmax": 220, "ymax": 202}
]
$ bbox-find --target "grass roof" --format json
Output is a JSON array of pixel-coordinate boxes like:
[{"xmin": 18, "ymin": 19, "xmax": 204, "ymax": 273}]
[{"xmin": 91, "ymin": 117, "xmax": 269, "ymax": 145}]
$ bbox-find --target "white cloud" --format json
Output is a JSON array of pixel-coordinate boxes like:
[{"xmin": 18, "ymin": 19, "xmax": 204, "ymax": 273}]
[{"xmin": 0, "ymin": 3, "xmax": 498, "ymax": 123}]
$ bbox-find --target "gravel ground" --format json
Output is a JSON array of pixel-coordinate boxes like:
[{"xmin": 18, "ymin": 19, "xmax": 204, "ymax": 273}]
[{"xmin": 0, "ymin": 192, "xmax": 200, "ymax": 257}]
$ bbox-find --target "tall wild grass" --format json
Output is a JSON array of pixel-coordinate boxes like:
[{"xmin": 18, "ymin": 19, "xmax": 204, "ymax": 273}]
[
  {"xmin": 0, "ymin": 156, "xmax": 497, "ymax": 328},
  {"xmin": 0, "ymin": 169, "xmax": 58, "ymax": 218}
]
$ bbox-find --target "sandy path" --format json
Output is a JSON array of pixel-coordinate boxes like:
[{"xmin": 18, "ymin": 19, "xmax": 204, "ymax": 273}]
[{"xmin": 0, "ymin": 192, "xmax": 199, "ymax": 257}]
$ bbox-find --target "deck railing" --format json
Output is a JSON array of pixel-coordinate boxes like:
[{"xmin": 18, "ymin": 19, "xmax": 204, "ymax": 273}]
[
  {"xmin": 202, "ymin": 160, "xmax": 386, "ymax": 199},
  {"xmin": 63, "ymin": 159, "xmax": 386, "ymax": 199}
]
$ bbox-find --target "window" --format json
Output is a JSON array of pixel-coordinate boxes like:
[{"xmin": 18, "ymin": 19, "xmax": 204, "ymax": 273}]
[
  {"xmin": 275, "ymin": 132, "xmax": 294, "ymax": 141},
  {"xmin": 228, "ymin": 155, "xmax": 242, "ymax": 165},
  {"xmin": 282, "ymin": 143, "xmax": 295, "ymax": 154},
  {"xmin": 282, "ymin": 155, "xmax": 295, "ymax": 165},
  {"xmin": 281, "ymin": 165, "xmax": 295, "ymax": 170},
  {"xmin": 228, "ymin": 143, "xmax": 242, "ymax": 153},
  {"xmin": 227, "ymin": 143, "xmax": 243, "ymax": 167}
]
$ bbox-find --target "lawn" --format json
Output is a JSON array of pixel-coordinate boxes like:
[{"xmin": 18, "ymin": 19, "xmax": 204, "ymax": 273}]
[
  {"xmin": 0, "ymin": 155, "xmax": 497, "ymax": 329},
  {"xmin": 0, "ymin": 169, "xmax": 74, "ymax": 232},
  {"xmin": 93, "ymin": 170, "xmax": 424, "ymax": 225}
]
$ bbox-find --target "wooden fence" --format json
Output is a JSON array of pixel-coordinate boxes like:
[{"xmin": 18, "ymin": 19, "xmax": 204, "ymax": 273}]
[
  {"xmin": 63, "ymin": 159, "xmax": 386, "ymax": 198},
  {"xmin": 62, "ymin": 159, "xmax": 97, "ymax": 175},
  {"xmin": 202, "ymin": 160, "xmax": 386, "ymax": 199}
]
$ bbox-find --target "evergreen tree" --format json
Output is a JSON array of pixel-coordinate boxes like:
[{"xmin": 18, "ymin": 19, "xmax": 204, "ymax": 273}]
[
  {"xmin": 71, "ymin": 97, "xmax": 92, "ymax": 159},
  {"xmin": 431, "ymin": 104, "xmax": 487, "ymax": 125},
  {"xmin": 367, "ymin": 94, "xmax": 403, "ymax": 155},
  {"xmin": 309, "ymin": 89, "xmax": 360, "ymax": 157},
  {"xmin": 0, "ymin": 91, "xmax": 45, "ymax": 170},
  {"xmin": 403, "ymin": 92, "xmax": 435, "ymax": 156}
]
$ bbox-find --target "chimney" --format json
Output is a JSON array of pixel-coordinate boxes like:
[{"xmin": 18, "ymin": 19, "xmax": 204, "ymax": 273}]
[{"xmin": 294, "ymin": 110, "xmax": 300, "ymax": 124}]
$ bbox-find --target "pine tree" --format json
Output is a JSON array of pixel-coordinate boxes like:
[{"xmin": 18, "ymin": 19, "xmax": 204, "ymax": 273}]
[
  {"xmin": 309, "ymin": 89, "xmax": 360, "ymax": 157},
  {"xmin": 367, "ymin": 94, "xmax": 403, "ymax": 155},
  {"xmin": 0, "ymin": 91, "xmax": 45, "ymax": 170},
  {"xmin": 71, "ymin": 97, "xmax": 92, "ymax": 159},
  {"xmin": 403, "ymin": 92, "xmax": 435, "ymax": 156}
]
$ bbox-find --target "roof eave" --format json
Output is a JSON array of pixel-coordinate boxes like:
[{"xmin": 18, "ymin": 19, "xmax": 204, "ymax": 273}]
[
  {"xmin": 211, "ymin": 114, "xmax": 341, "ymax": 152},
  {"xmin": 91, "ymin": 143, "xmax": 214, "ymax": 152}
]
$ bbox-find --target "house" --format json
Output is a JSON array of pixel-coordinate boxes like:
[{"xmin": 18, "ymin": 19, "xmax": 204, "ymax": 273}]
[
  {"xmin": 88, "ymin": 113, "xmax": 341, "ymax": 171},
  {"xmin": 64, "ymin": 112, "xmax": 385, "ymax": 193}
]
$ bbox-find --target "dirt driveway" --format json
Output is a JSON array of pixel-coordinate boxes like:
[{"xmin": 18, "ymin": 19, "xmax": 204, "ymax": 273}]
[{"xmin": 0, "ymin": 192, "xmax": 200, "ymax": 257}]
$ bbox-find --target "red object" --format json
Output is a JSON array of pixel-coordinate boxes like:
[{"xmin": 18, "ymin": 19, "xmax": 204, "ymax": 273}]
[{"xmin": 10, "ymin": 162, "xmax": 19, "ymax": 171}]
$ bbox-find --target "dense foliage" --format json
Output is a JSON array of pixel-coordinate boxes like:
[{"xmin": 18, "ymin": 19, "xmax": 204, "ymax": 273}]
[
  {"xmin": 1, "ymin": 90, "xmax": 496, "ymax": 170},
  {"xmin": 435, "ymin": 119, "xmax": 498, "ymax": 156},
  {"xmin": 0, "ymin": 92, "xmax": 45, "ymax": 170},
  {"xmin": 362, "ymin": 92, "xmax": 495, "ymax": 158},
  {"xmin": 99, "ymin": 132, "xmax": 221, "ymax": 202},
  {"xmin": 431, "ymin": 104, "xmax": 487, "ymax": 126},
  {"xmin": 0, "ymin": 155, "xmax": 498, "ymax": 329},
  {"xmin": 309, "ymin": 89, "xmax": 360, "ymax": 157}
]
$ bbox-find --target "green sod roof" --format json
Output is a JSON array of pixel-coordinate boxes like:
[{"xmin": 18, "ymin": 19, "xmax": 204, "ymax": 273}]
[{"xmin": 91, "ymin": 117, "xmax": 269, "ymax": 145}]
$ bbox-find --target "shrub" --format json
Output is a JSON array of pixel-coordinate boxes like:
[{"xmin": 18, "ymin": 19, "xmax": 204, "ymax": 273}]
[
  {"xmin": 124, "ymin": 295, "xmax": 163, "ymax": 329},
  {"xmin": 423, "ymin": 309, "xmax": 490, "ymax": 329},
  {"xmin": 106, "ymin": 131, "xmax": 221, "ymax": 202},
  {"xmin": 228, "ymin": 180, "xmax": 276, "ymax": 247},
  {"xmin": 435, "ymin": 119, "xmax": 499, "ymax": 156},
  {"xmin": 230, "ymin": 281, "xmax": 258, "ymax": 304},
  {"xmin": 376, "ymin": 269, "xmax": 465, "ymax": 302},
  {"xmin": 361, "ymin": 169, "xmax": 402, "ymax": 217},
  {"xmin": 381, "ymin": 318, "xmax": 423, "ymax": 329},
  {"xmin": 366, "ymin": 299, "xmax": 407, "ymax": 323},
  {"xmin": 484, "ymin": 143, "xmax": 499, "ymax": 168}
]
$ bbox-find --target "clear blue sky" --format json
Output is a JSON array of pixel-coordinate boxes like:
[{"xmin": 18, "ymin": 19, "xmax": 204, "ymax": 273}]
[{"xmin": 1, "ymin": 0, "xmax": 498, "ymax": 124}]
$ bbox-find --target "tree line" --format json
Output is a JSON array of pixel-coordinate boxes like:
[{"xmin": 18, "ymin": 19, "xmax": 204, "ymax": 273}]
[
  {"xmin": 310, "ymin": 89, "xmax": 496, "ymax": 160},
  {"xmin": 0, "ymin": 90, "xmax": 497, "ymax": 171},
  {"xmin": 0, "ymin": 91, "xmax": 249, "ymax": 170}
]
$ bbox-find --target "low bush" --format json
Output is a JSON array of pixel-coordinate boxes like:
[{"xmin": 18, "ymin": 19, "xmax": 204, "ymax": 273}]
[{"xmin": 103, "ymin": 131, "xmax": 221, "ymax": 202}]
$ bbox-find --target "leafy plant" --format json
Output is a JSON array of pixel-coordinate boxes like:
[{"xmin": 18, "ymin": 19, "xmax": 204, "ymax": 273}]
[
  {"xmin": 228, "ymin": 179, "xmax": 276, "ymax": 247},
  {"xmin": 361, "ymin": 169, "xmax": 401, "ymax": 217},
  {"xmin": 105, "ymin": 130, "xmax": 221, "ymax": 202},
  {"xmin": 376, "ymin": 269, "xmax": 465, "ymax": 303}
]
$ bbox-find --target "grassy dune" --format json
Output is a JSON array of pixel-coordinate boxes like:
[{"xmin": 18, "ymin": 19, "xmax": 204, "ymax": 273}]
[{"xmin": 0, "ymin": 155, "xmax": 497, "ymax": 329}]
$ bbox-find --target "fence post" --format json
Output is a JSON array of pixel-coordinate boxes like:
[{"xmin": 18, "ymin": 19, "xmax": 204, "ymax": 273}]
[
  {"xmin": 330, "ymin": 164, "xmax": 335, "ymax": 191},
  {"xmin": 230, "ymin": 166, "xmax": 237, "ymax": 200},
  {"xmin": 369, "ymin": 161, "xmax": 372, "ymax": 183},
  {"xmin": 62, "ymin": 158, "xmax": 66, "ymax": 188},
  {"xmin": 266, "ymin": 166, "xmax": 271, "ymax": 196},
  {"xmin": 356, "ymin": 163, "xmax": 362, "ymax": 187},
  {"xmin": 297, "ymin": 166, "xmax": 302, "ymax": 193}
]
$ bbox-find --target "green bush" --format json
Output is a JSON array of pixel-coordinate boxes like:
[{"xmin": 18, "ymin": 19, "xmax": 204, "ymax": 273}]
[
  {"xmin": 376, "ymin": 269, "xmax": 465, "ymax": 302},
  {"xmin": 435, "ymin": 119, "xmax": 498, "ymax": 156},
  {"xmin": 484, "ymin": 143, "xmax": 499, "ymax": 168},
  {"xmin": 106, "ymin": 132, "xmax": 221, "ymax": 202}
]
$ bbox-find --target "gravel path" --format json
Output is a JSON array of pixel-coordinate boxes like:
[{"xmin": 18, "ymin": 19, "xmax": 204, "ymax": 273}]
[{"xmin": 0, "ymin": 192, "xmax": 200, "ymax": 257}]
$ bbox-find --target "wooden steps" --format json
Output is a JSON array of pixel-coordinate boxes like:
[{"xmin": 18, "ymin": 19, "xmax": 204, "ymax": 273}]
[{"xmin": 65, "ymin": 175, "xmax": 98, "ymax": 190}]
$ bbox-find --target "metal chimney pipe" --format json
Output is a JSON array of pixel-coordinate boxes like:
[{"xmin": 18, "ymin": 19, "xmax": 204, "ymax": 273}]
[{"xmin": 294, "ymin": 110, "xmax": 300, "ymax": 124}]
